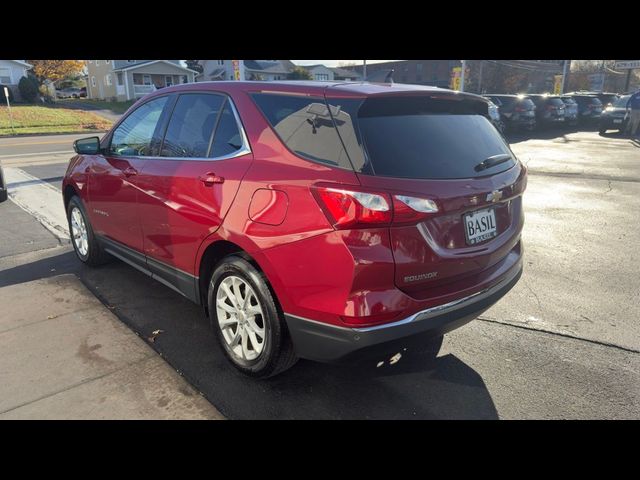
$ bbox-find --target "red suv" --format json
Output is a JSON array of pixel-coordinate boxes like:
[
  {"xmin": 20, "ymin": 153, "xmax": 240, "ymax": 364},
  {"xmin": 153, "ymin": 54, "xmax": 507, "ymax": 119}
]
[{"xmin": 63, "ymin": 81, "xmax": 526, "ymax": 377}]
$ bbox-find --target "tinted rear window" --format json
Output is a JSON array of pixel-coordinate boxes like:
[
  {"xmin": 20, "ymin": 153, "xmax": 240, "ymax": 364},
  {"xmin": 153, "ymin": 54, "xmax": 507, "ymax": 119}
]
[
  {"xmin": 356, "ymin": 97, "xmax": 513, "ymax": 179},
  {"xmin": 517, "ymin": 98, "xmax": 535, "ymax": 109}
]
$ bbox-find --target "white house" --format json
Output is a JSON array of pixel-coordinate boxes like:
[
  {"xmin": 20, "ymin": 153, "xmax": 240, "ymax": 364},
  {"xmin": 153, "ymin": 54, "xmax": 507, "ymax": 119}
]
[{"xmin": 0, "ymin": 60, "xmax": 33, "ymax": 100}]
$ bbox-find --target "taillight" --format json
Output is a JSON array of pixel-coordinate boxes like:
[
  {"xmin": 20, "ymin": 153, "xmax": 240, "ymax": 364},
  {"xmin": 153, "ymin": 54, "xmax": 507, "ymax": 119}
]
[
  {"xmin": 312, "ymin": 186, "xmax": 392, "ymax": 229},
  {"xmin": 311, "ymin": 185, "xmax": 438, "ymax": 229},
  {"xmin": 392, "ymin": 195, "xmax": 438, "ymax": 225}
]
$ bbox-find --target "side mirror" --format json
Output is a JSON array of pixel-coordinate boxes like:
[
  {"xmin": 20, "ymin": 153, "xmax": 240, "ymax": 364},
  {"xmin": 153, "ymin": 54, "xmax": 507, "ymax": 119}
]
[{"xmin": 73, "ymin": 136, "xmax": 101, "ymax": 155}]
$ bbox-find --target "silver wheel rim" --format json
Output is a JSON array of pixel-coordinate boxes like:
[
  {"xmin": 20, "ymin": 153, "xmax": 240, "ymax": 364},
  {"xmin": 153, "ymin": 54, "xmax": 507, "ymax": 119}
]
[
  {"xmin": 216, "ymin": 275, "xmax": 265, "ymax": 361},
  {"xmin": 70, "ymin": 207, "xmax": 89, "ymax": 257}
]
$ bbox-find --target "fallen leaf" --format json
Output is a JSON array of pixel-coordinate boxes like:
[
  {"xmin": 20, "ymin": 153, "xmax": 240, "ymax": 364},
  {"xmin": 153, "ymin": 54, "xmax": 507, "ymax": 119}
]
[
  {"xmin": 47, "ymin": 314, "xmax": 58, "ymax": 320},
  {"xmin": 389, "ymin": 353, "xmax": 402, "ymax": 365},
  {"xmin": 148, "ymin": 329, "xmax": 165, "ymax": 343},
  {"xmin": 152, "ymin": 329, "xmax": 164, "ymax": 335},
  {"xmin": 376, "ymin": 361, "xmax": 384, "ymax": 368}
]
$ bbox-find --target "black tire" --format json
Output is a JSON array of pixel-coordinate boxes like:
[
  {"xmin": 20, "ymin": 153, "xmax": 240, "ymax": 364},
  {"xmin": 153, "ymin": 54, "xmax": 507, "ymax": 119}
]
[
  {"xmin": 66, "ymin": 196, "xmax": 111, "ymax": 266},
  {"xmin": 208, "ymin": 255, "xmax": 298, "ymax": 378},
  {"xmin": 599, "ymin": 128, "xmax": 607, "ymax": 135}
]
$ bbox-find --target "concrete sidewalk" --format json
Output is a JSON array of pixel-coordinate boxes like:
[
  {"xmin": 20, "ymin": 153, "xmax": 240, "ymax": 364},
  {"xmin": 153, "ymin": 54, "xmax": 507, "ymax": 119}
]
[{"xmin": 0, "ymin": 274, "xmax": 223, "ymax": 419}]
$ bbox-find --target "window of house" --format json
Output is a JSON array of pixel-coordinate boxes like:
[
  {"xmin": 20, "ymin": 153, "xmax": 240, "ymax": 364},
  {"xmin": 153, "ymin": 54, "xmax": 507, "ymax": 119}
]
[
  {"xmin": 109, "ymin": 96, "xmax": 169, "ymax": 157},
  {"xmin": 251, "ymin": 93, "xmax": 352, "ymax": 169},
  {"xmin": 315, "ymin": 73, "xmax": 329, "ymax": 81},
  {"xmin": 117, "ymin": 73, "xmax": 123, "ymax": 85},
  {"xmin": 218, "ymin": 60, "xmax": 225, "ymax": 65},
  {"xmin": 416, "ymin": 63, "xmax": 423, "ymax": 72},
  {"xmin": 143, "ymin": 75, "xmax": 152, "ymax": 86},
  {"xmin": 105, "ymin": 74, "xmax": 112, "ymax": 86},
  {"xmin": 91, "ymin": 76, "xmax": 96, "ymax": 87},
  {"xmin": 0, "ymin": 68, "xmax": 11, "ymax": 84},
  {"xmin": 210, "ymin": 102, "xmax": 242, "ymax": 158},
  {"xmin": 165, "ymin": 76, "xmax": 173, "ymax": 87},
  {"xmin": 160, "ymin": 94, "xmax": 224, "ymax": 158},
  {"xmin": 96, "ymin": 60, "xmax": 100, "ymax": 66},
  {"xmin": 181, "ymin": 75, "xmax": 188, "ymax": 83}
]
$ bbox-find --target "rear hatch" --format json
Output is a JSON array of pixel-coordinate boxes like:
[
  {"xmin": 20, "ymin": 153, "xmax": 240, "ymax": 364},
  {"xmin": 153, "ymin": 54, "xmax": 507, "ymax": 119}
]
[{"xmin": 336, "ymin": 93, "xmax": 526, "ymax": 299}]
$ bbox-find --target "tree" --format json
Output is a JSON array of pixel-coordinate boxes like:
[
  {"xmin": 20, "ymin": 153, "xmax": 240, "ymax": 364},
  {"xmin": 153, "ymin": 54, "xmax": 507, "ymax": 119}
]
[
  {"xmin": 18, "ymin": 76, "xmax": 39, "ymax": 103},
  {"xmin": 287, "ymin": 66, "xmax": 313, "ymax": 80},
  {"xmin": 185, "ymin": 60, "xmax": 203, "ymax": 74},
  {"xmin": 27, "ymin": 60, "xmax": 85, "ymax": 83}
]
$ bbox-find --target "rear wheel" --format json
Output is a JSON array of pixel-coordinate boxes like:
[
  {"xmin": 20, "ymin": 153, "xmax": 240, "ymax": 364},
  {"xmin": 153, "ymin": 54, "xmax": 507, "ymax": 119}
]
[
  {"xmin": 208, "ymin": 255, "xmax": 298, "ymax": 378},
  {"xmin": 66, "ymin": 196, "xmax": 111, "ymax": 266}
]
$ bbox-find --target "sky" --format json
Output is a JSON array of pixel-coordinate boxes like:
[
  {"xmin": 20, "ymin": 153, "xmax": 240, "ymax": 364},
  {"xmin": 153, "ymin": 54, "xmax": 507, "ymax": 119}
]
[{"xmin": 292, "ymin": 60, "xmax": 401, "ymax": 67}]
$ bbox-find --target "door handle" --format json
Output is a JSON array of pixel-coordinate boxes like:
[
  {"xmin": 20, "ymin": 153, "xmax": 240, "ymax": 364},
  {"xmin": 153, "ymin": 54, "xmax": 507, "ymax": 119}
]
[
  {"xmin": 123, "ymin": 167, "xmax": 138, "ymax": 177},
  {"xmin": 199, "ymin": 172, "xmax": 225, "ymax": 186}
]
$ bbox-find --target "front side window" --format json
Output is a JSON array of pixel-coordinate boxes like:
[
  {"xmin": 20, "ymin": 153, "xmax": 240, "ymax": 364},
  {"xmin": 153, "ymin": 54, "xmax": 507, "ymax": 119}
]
[
  {"xmin": 109, "ymin": 96, "xmax": 169, "ymax": 157},
  {"xmin": 160, "ymin": 94, "xmax": 224, "ymax": 158},
  {"xmin": 251, "ymin": 93, "xmax": 352, "ymax": 169}
]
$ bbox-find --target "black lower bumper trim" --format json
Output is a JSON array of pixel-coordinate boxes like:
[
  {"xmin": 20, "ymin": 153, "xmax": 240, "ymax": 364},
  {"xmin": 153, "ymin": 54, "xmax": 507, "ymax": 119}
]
[{"xmin": 285, "ymin": 262, "xmax": 523, "ymax": 364}]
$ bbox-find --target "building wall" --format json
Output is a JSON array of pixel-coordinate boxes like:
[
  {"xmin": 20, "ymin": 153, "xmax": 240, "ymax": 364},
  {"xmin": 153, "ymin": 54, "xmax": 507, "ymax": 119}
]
[
  {"xmin": 86, "ymin": 60, "xmax": 117, "ymax": 100},
  {"xmin": 306, "ymin": 65, "xmax": 334, "ymax": 81},
  {"xmin": 351, "ymin": 60, "xmax": 456, "ymax": 87}
]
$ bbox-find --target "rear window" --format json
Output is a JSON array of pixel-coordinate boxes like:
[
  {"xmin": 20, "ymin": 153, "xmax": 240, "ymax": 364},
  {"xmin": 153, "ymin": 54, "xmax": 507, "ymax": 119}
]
[
  {"xmin": 561, "ymin": 97, "xmax": 576, "ymax": 104},
  {"xmin": 356, "ymin": 96, "xmax": 514, "ymax": 179},
  {"xmin": 517, "ymin": 98, "xmax": 535, "ymax": 109},
  {"xmin": 548, "ymin": 98, "xmax": 565, "ymax": 106}
]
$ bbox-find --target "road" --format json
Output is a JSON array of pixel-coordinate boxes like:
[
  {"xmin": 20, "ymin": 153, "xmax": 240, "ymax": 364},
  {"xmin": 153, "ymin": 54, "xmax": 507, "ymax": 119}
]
[{"xmin": 1, "ymin": 130, "xmax": 639, "ymax": 419}]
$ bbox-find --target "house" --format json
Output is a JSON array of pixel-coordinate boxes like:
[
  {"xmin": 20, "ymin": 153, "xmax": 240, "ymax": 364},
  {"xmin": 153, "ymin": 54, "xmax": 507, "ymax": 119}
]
[
  {"xmin": 330, "ymin": 67, "xmax": 362, "ymax": 81},
  {"xmin": 0, "ymin": 60, "xmax": 33, "ymax": 101},
  {"xmin": 86, "ymin": 60, "xmax": 197, "ymax": 101},
  {"xmin": 195, "ymin": 60, "xmax": 296, "ymax": 82}
]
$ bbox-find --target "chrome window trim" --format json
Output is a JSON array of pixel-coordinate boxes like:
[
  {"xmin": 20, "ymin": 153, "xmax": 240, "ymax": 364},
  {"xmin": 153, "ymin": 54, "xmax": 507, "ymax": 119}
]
[{"xmin": 106, "ymin": 93, "xmax": 251, "ymax": 162}]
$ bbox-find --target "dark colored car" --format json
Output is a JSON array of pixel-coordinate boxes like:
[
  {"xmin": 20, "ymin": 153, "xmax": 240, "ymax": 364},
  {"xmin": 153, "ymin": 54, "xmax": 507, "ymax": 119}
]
[
  {"xmin": 525, "ymin": 94, "xmax": 566, "ymax": 128},
  {"xmin": 79, "ymin": 87, "xmax": 87, "ymax": 98},
  {"xmin": 560, "ymin": 96, "xmax": 579, "ymax": 127},
  {"xmin": 484, "ymin": 94, "xmax": 536, "ymax": 132},
  {"xmin": 486, "ymin": 99, "xmax": 505, "ymax": 133},
  {"xmin": 63, "ymin": 81, "xmax": 526, "ymax": 378},
  {"xmin": 0, "ymin": 164, "xmax": 7, "ymax": 203},
  {"xmin": 599, "ymin": 94, "xmax": 631, "ymax": 134},
  {"xmin": 565, "ymin": 91, "xmax": 619, "ymax": 108},
  {"xmin": 569, "ymin": 94, "xmax": 603, "ymax": 124}
]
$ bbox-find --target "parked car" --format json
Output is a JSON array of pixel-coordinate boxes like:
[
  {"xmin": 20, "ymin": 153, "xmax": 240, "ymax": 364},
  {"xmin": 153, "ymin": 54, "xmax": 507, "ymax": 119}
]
[
  {"xmin": 525, "ymin": 94, "xmax": 566, "ymax": 128},
  {"xmin": 0, "ymin": 164, "xmax": 7, "ymax": 203},
  {"xmin": 56, "ymin": 87, "xmax": 82, "ymax": 99},
  {"xmin": 565, "ymin": 91, "xmax": 619, "ymax": 108},
  {"xmin": 486, "ymin": 99, "xmax": 505, "ymax": 133},
  {"xmin": 568, "ymin": 94, "xmax": 603, "ymax": 125},
  {"xmin": 484, "ymin": 94, "xmax": 536, "ymax": 132},
  {"xmin": 79, "ymin": 87, "xmax": 87, "ymax": 98},
  {"xmin": 63, "ymin": 81, "xmax": 526, "ymax": 377},
  {"xmin": 560, "ymin": 96, "xmax": 579, "ymax": 127},
  {"xmin": 598, "ymin": 94, "xmax": 631, "ymax": 134}
]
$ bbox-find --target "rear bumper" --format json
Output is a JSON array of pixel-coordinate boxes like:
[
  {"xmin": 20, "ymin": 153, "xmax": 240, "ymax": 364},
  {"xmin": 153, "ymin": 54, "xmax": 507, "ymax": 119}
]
[{"xmin": 285, "ymin": 255, "xmax": 523, "ymax": 363}]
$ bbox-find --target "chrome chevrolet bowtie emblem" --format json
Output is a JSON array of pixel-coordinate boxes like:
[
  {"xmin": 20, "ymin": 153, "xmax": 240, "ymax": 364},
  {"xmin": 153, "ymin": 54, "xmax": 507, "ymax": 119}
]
[{"xmin": 486, "ymin": 190, "xmax": 503, "ymax": 203}]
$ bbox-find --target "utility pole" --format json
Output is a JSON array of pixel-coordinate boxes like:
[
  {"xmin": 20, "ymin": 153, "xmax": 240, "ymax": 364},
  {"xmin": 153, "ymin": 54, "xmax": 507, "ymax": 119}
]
[
  {"xmin": 363, "ymin": 60, "xmax": 367, "ymax": 80},
  {"xmin": 460, "ymin": 60, "xmax": 466, "ymax": 92},
  {"xmin": 561, "ymin": 60, "xmax": 570, "ymax": 94}
]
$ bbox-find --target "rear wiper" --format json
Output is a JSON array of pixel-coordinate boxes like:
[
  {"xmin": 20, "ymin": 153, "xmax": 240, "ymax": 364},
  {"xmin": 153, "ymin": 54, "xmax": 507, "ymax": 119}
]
[{"xmin": 474, "ymin": 154, "xmax": 512, "ymax": 172}]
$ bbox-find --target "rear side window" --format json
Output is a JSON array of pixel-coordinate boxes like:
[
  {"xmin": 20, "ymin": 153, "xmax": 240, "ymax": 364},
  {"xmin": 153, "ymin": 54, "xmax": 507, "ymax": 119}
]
[
  {"xmin": 210, "ymin": 102, "xmax": 243, "ymax": 158},
  {"xmin": 161, "ymin": 93, "xmax": 224, "ymax": 157},
  {"xmin": 356, "ymin": 96, "xmax": 514, "ymax": 179},
  {"xmin": 110, "ymin": 96, "xmax": 168, "ymax": 156},
  {"xmin": 251, "ymin": 93, "xmax": 353, "ymax": 169}
]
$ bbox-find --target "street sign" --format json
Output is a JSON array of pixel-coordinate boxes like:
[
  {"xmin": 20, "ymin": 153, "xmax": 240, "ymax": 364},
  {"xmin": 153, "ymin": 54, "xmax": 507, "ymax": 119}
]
[
  {"xmin": 615, "ymin": 60, "xmax": 640, "ymax": 70},
  {"xmin": 450, "ymin": 67, "xmax": 461, "ymax": 91}
]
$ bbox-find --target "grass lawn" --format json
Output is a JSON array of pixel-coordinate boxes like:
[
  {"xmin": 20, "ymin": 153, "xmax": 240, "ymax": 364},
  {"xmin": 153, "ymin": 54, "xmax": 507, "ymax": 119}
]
[
  {"xmin": 62, "ymin": 99, "xmax": 136, "ymax": 114},
  {"xmin": 0, "ymin": 105, "xmax": 112, "ymax": 136}
]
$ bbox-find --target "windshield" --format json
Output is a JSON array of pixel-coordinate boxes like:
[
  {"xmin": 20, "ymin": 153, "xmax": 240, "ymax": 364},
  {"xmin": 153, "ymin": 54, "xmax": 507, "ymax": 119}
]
[{"xmin": 356, "ymin": 96, "xmax": 513, "ymax": 179}]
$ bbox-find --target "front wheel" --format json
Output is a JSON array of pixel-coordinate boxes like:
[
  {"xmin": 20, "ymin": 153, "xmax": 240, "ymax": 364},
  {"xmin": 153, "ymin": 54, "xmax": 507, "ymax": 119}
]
[{"xmin": 208, "ymin": 255, "xmax": 298, "ymax": 378}]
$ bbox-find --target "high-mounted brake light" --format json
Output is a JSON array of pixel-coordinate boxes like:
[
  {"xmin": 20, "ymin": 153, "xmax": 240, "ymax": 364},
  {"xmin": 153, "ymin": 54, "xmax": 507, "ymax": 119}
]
[{"xmin": 312, "ymin": 186, "xmax": 438, "ymax": 229}]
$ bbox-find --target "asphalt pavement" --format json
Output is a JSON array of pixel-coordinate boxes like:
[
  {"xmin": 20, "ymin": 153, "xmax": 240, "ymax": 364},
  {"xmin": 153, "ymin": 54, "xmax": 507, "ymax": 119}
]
[{"xmin": 0, "ymin": 129, "xmax": 638, "ymax": 419}]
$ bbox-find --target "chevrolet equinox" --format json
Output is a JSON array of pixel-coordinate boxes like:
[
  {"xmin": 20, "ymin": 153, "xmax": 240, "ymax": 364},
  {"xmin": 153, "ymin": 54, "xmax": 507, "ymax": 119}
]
[{"xmin": 63, "ymin": 81, "xmax": 526, "ymax": 377}]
